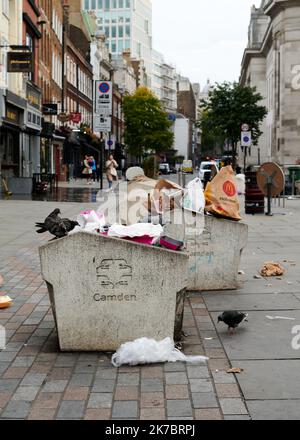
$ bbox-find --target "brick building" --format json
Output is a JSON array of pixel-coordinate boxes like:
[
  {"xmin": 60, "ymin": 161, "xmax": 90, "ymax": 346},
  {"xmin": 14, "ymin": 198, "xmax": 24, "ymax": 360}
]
[
  {"xmin": 38, "ymin": 0, "xmax": 65, "ymax": 177},
  {"xmin": 22, "ymin": 0, "xmax": 43, "ymax": 179}
]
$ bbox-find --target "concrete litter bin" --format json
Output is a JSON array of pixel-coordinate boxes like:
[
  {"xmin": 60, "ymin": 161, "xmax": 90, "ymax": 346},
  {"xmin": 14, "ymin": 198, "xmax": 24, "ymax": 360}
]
[
  {"xmin": 39, "ymin": 232, "xmax": 189, "ymax": 351},
  {"xmin": 164, "ymin": 210, "xmax": 248, "ymax": 291}
]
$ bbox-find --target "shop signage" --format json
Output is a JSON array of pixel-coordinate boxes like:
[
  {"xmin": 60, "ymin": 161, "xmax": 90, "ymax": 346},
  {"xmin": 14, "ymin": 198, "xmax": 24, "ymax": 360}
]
[
  {"xmin": 42, "ymin": 103, "xmax": 58, "ymax": 115},
  {"xmin": 58, "ymin": 112, "xmax": 70, "ymax": 123},
  {"xmin": 5, "ymin": 105, "xmax": 19, "ymax": 124},
  {"xmin": 27, "ymin": 84, "xmax": 41, "ymax": 110},
  {"xmin": 7, "ymin": 52, "xmax": 33, "ymax": 73},
  {"xmin": 70, "ymin": 112, "xmax": 82, "ymax": 124}
]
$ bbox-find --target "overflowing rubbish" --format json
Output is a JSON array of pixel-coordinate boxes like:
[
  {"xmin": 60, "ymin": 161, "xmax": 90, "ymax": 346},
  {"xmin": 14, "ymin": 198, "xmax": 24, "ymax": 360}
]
[
  {"xmin": 76, "ymin": 210, "xmax": 106, "ymax": 233},
  {"xmin": 159, "ymin": 236, "xmax": 184, "ymax": 251},
  {"xmin": 182, "ymin": 178, "xmax": 205, "ymax": 213},
  {"xmin": 111, "ymin": 337, "xmax": 209, "ymax": 367},
  {"xmin": 235, "ymin": 174, "xmax": 246, "ymax": 195},
  {"xmin": 0, "ymin": 295, "xmax": 13, "ymax": 309},
  {"xmin": 108, "ymin": 223, "xmax": 163, "ymax": 246},
  {"xmin": 260, "ymin": 262, "xmax": 285, "ymax": 277},
  {"xmin": 204, "ymin": 166, "xmax": 242, "ymax": 221},
  {"xmin": 266, "ymin": 315, "xmax": 295, "ymax": 321}
]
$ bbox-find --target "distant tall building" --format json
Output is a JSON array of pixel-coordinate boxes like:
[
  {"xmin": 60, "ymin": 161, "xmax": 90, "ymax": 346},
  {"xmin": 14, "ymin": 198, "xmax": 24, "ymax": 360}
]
[
  {"xmin": 152, "ymin": 49, "xmax": 177, "ymax": 114},
  {"xmin": 82, "ymin": 0, "xmax": 152, "ymax": 86}
]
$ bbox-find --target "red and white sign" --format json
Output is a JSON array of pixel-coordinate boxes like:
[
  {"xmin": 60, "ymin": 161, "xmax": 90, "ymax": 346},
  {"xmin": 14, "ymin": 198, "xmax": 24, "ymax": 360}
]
[
  {"xmin": 70, "ymin": 112, "xmax": 82, "ymax": 124},
  {"xmin": 241, "ymin": 124, "xmax": 249, "ymax": 132}
]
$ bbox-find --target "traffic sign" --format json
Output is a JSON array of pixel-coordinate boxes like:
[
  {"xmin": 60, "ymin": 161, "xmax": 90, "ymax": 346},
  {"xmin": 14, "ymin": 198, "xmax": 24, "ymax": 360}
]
[
  {"xmin": 95, "ymin": 81, "xmax": 112, "ymax": 116},
  {"xmin": 105, "ymin": 135, "xmax": 116, "ymax": 150},
  {"xmin": 241, "ymin": 131, "xmax": 252, "ymax": 147},
  {"xmin": 94, "ymin": 114, "xmax": 111, "ymax": 132},
  {"xmin": 241, "ymin": 124, "xmax": 249, "ymax": 132}
]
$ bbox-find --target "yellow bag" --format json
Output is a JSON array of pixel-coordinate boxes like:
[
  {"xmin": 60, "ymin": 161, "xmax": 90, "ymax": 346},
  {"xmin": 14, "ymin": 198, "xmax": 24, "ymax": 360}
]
[{"xmin": 204, "ymin": 166, "xmax": 242, "ymax": 221}]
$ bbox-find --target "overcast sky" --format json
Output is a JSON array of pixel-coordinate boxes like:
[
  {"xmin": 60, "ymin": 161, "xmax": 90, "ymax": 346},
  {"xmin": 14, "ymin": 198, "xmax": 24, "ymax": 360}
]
[{"xmin": 152, "ymin": 0, "xmax": 262, "ymax": 88}]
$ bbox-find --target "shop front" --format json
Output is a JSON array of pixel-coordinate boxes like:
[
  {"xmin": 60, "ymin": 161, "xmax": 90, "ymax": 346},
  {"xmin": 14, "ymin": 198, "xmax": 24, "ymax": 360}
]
[
  {"xmin": 23, "ymin": 83, "xmax": 42, "ymax": 178},
  {"xmin": 0, "ymin": 90, "xmax": 27, "ymax": 183}
]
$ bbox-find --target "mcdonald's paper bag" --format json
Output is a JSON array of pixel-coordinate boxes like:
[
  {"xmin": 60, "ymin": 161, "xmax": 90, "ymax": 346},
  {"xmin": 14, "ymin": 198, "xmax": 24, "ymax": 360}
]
[{"xmin": 204, "ymin": 166, "xmax": 242, "ymax": 221}]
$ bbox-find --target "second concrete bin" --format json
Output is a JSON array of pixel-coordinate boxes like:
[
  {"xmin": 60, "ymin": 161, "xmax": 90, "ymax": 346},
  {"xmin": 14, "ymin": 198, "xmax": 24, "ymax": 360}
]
[
  {"xmin": 164, "ymin": 209, "xmax": 248, "ymax": 291},
  {"xmin": 39, "ymin": 232, "xmax": 189, "ymax": 352}
]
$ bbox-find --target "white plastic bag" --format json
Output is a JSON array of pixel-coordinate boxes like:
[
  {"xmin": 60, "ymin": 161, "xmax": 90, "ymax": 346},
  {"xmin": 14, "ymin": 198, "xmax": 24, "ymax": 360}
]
[
  {"xmin": 182, "ymin": 178, "xmax": 205, "ymax": 213},
  {"xmin": 235, "ymin": 174, "xmax": 246, "ymax": 195},
  {"xmin": 108, "ymin": 223, "xmax": 163, "ymax": 239},
  {"xmin": 111, "ymin": 337, "xmax": 208, "ymax": 367},
  {"xmin": 76, "ymin": 210, "xmax": 106, "ymax": 233}
]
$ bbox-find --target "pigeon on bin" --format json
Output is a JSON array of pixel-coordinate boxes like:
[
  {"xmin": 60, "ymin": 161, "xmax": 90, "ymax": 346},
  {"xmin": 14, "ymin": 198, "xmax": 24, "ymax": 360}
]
[
  {"xmin": 35, "ymin": 209, "xmax": 79, "ymax": 240},
  {"xmin": 218, "ymin": 311, "xmax": 248, "ymax": 335}
]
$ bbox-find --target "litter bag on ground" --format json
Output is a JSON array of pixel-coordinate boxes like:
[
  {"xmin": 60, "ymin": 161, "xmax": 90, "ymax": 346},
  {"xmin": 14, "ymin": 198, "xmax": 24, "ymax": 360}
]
[
  {"xmin": 111, "ymin": 337, "xmax": 208, "ymax": 367},
  {"xmin": 204, "ymin": 166, "xmax": 242, "ymax": 221}
]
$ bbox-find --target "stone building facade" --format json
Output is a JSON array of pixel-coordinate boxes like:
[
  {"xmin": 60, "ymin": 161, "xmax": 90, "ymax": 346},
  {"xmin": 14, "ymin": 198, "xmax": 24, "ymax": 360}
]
[{"xmin": 240, "ymin": 0, "xmax": 300, "ymax": 167}]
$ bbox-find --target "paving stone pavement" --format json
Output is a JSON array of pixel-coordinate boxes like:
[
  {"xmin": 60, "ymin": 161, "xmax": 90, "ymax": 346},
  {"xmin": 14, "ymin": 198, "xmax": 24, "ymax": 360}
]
[{"xmin": 1, "ymin": 197, "xmax": 299, "ymax": 420}]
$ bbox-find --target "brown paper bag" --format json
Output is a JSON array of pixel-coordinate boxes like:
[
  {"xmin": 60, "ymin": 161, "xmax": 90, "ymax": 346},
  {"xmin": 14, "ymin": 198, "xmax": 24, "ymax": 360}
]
[{"xmin": 204, "ymin": 166, "xmax": 242, "ymax": 221}]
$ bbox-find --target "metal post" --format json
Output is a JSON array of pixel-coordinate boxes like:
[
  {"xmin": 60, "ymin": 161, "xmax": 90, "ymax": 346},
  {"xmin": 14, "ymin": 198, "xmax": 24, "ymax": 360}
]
[
  {"xmin": 292, "ymin": 171, "xmax": 295, "ymax": 198},
  {"xmin": 100, "ymin": 134, "xmax": 104, "ymax": 190},
  {"xmin": 266, "ymin": 177, "xmax": 273, "ymax": 216},
  {"xmin": 244, "ymin": 146, "xmax": 247, "ymax": 173}
]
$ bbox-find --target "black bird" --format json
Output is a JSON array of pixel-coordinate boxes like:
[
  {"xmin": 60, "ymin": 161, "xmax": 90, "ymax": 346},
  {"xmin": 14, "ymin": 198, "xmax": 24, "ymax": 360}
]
[
  {"xmin": 218, "ymin": 311, "xmax": 248, "ymax": 335},
  {"xmin": 35, "ymin": 208, "xmax": 61, "ymax": 233},
  {"xmin": 35, "ymin": 209, "xmax": 79, "ymax": 240},
  {"xmin": 60, "ymin": 219, "xmax": 80, "ymax": 233}
]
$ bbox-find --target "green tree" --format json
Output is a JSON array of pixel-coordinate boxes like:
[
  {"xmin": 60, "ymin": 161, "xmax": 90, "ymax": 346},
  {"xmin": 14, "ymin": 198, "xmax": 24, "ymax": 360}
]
[
  {"xmin": 123, "ymin": 87, "xmax": 174, "ymax": 158},
  {"xmin": 199, "ymin": 82, "xmax": 268, "ymax": 164}
]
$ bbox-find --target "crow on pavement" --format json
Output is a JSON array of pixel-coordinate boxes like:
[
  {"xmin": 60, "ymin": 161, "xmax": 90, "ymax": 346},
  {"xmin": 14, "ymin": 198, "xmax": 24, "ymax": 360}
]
[{"xmin": 218, "ymin": 311, "xmax": 248, "ymax": 335}]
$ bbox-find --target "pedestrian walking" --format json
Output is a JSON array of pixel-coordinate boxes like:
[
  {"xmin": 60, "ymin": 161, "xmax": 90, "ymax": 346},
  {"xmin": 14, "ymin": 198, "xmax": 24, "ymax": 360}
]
[
  {"xmin": 82, "ymin": 155, "xmax": 92, "ymax": 185},
  {"xmin": 89, "ymin": 156, "xmax": 97, "ymax": 184},
  {"xmin": 105, "ymin": 154, "xmax": 118, "ymax": 190}
]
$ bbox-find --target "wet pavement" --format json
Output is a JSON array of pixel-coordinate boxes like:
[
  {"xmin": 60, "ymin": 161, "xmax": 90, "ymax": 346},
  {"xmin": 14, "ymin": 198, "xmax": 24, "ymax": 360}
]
[{"xmin": 0, "ymin": 188, "xmax": 100, "ymax": 204}]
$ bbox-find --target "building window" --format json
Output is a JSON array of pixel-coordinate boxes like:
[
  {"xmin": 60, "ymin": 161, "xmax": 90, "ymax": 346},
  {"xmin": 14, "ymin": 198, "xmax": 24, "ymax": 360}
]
[
  {"xmin": 111, "ymin": 41, "xmax": 117, "ymax": 53},
  {"xmin": 119, "ymin": 0, "xmax": 124, "ymax": 7},
  {"xmin": 112, "ymin": 0, "xmax": 117, "ymax": 7},
  {"xmin": 84, "ymin": 0, "xmax": 89, "ymax": 9},
  {"xmin": 118, "ymin": 25, "xmax": 123, "ymax": 38},
  {"xmin": 111, "ymin": 26, "xmax": 116, "ymax": 38},
  {"xmin": 98, "ymin": 0, "xmax": 103, "ymax": 8},
  {"xmin": 105, "ymin": 0, "xmax": 110, "ymax": 9},
  {"xmin": 126, "ymin": 0, "xmax": 130, "ymax": 7},
  {"xmin": 118, "ymin": 40, "xmax": 124, "ymax": 52},
  {"xmin": 26, "ymin": 33, "xmax": 34, "ymax": 81},
  {"xmin": 105, "ymin": 27, "xmax": 110, "ymax": 38},
  {"xmin": 125, "ymin": 25, "xmax": 130, "ymax": 38},
  {"xmin": 91, "ymin": 0, "xmax": 96, "ymax": 9},
  {"xmin": 0, "ymin": 37, "xmax": 8, "ymax": 88}
]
